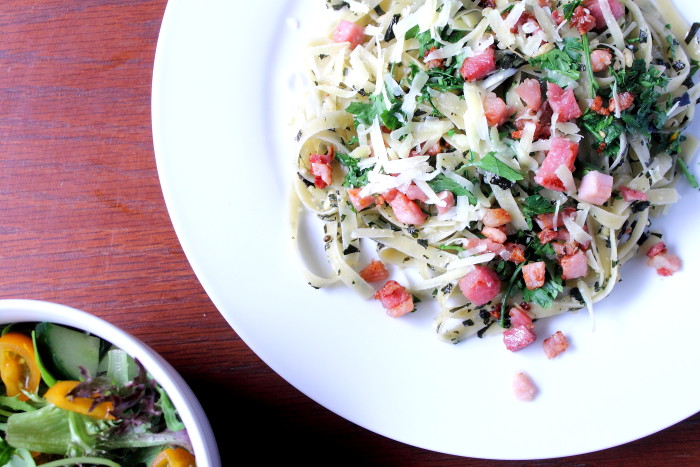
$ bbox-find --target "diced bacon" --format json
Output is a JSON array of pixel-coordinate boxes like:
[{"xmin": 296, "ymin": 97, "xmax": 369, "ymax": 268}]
[
  {"xmin": 424, "ymin": 46, "xmax": 445, "ymax": 69},
  {"xmin": 535, "ymin": 207, "xmax": 576, "ymax": 230},
  {"xmin": 546, "ymin": 82, "xmax": 582, "ymax": 122},
  {"xmin": 577, "ymin": 171, "xmax": 613, "ymax": 205},
  {"xmin": 556, "ymin": 228, "xmax": 573, "ymax": 243},
  {"xmin": 552, "ymin": 242, "xmax": 567, "ymax": 256},
  {"xmin": 647, "ymin": 250, "xmax": 682, "ymax": 276},
  {"xmin": 646, "ymin": 241, "xmax": 666, "ymax": 258},
  {"xmin": 583, "ymin": 0, "xmax": 626, "ymax": 30},
  {"xmin": 409, "ymin": 141, "xmax": 442, "ymax": 157},
  {"xmin": 503, "ymin": 242, "xmax": 526, "ymax": 263},
  {"xmin": 425, "ymin": 141, "xmax": 442, "ymax": 156},
  {"xmin": 513, "ymin": 372, "xmax": 538, "ymax": 401},
  {"xmin": 547, "ymin": 227, "xmax": 590, "ymax": 254},
  {"xmin": 552, "ymin": 9, "xmax": 564, "ymax": 25},
  {"xmin": 381, "ymin": 188, "xmax": 398, "ymax": 203},
  {"xmin": 359, "ymin": 259, "xmax": 389, "ymax": 283},
  {"xmin": 463, "ymin": 238, "xmax": 506, "ymax": 255},
  {"xmin": 483, "ymin": 93, "xmax": 515, "ymax": 127},
  {"xmin": 503, "ymin": 11, "xmax": 542, "ymax": 35},
  {"xmin": 509, "ymin": 306, "xmax": 534, "ymax": 328},
  {"xmin": 482, "ymin": 226, "xmax": 507, "ymax": 244},
  {"xmin": 609, "ymin": 91, "xmax": 634, "ymax": 113},
  {"xmin": 386, "ymin": 299, "xmax": 415, "ymax": 318},
  {"xmin": 374, "ymin": 280, "xmax": 414, "ymax": 317},
  {"xmin": 619, "ymin": 186, "xmax": 647, "ymax": 202},
  {"xmin": 552, "ymin": 238, "xmax": 588, "ymax": 257},
  {"xmin": 559, "ymin": 250, "xmax": 588, "ymax": 280},
  {"xmin": 590, "ymin": 49, "xmax": 612, "ymax": 72},
  {"xmin": 522, "ymin": 261, "xmax": 546, "ymax": 290},
  {"xmin": 591, "ymin": 95, "xmax": 610, "ymax": 116},
  {"xmin": 403, "ymin": 183, "xmax": 429, "ymax": 202},
  {"xmin": 503, "ymin": 325, "xmax": 537, "ymax": 352},
  {"xmin": 347, "ymin": 188, "xmax": 376, "ymax": 211},
  {"xmin": 512, "ymin": 105, "xmax": 552, "ymax": 141},
  {"xmin": 308, "ymin": 152, "xmax": 332, "ymax": 165},
  {"xmin": 576, "ymin": 235, "xmax": 591, "ymax": 252},
  {"xmin": 570, "ymin": 6, "xmax": 596, "ymax": 34},
  {"xmin": 482, "ymin": 208, "xmax": 512, "ymax": 228},
  {"xmin": 309, "ymin": 147, "xmax": 335, "ymax": 189},
  {"xmin": 459, "ymin": 46, "xmax": 496, "ymax": 82},
  {"xmin": 332, "ymin": 20, "xmax": 365, "ymax": 49},
  {"xmin": 543, "ymin": 331, "xmax": 569, "ymax": 359},
  {"xmin": 310, "ymin": 163, "xmax": 332, "ymax": 189},
  {"xmin": 458, "ymin": 265, "xmax": 501, "ymax": 306},
  {"xmin": 374, "ymin": 280, "xmax": 409, "ymax": 309},
  {"xmin": 436, "ymin": 190, "xmax": 455, "ymax": 215},
  {"xmin": 534, "ymin": 138, "xmax": 579, "ymax": 192},
  {"xmin": 515, "ymin": 78, "xmax": 543, "ymax": 111},
  {"xmin": 388, "ymin": 191, "xmax": 427, "ymax": 226},
  {"xmin": 538, "ymin": 228, "xmax": 559, "ymax": 245},
  {"xmin": 479, "ymin": 0, "xmax": 496, "ymax": 7}
]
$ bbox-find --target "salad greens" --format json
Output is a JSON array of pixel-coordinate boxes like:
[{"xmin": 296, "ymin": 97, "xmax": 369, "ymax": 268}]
[{"xmin": 0, "ymin": 322, "xmax": 195, "ymax": 467}]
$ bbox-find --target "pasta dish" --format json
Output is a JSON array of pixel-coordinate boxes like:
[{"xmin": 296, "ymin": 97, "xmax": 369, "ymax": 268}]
[{"xmin": 290, "ymin": 0, "xmax": 699, "ymax": 349}]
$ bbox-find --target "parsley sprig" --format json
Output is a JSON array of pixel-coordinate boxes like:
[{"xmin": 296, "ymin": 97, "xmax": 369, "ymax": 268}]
[
  {"xmin": 562, "ymin": 0, "xmax": 583, "ymax": 21},
  {"xmin": 528, "ymin": 38, "xmax": 583, "ymax": 81},
  {"xmin": 336, "ymin": 152, "xmax": 372, "ymax": 188},
  {"xmin": 472, "ymin": 152, "xmax": 524, "ymax": 183},
  {"xmin": 582, "ymin": 59, "xmax": 670, "ymax": 157},
  {"xmin": 427, "ymin": 174, "xmax": 478, "ymax": 205},
  {"xmin": 346, "ymin": 93, "xmax": 404, "ymax": 131},
  {"xmin": 497, "ymin": 231, "xmax": 564, "ymax": 327},
  {"xmin": 520, "ymin": 194, "xmax": 557, "ymax": 229}
]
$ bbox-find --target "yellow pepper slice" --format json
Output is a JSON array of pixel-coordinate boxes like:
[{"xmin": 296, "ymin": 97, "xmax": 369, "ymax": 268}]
[
  {"xmin": 150, "ymin": 447, "xmax": 196, "ymax": 467},
  {"xmin": 44, "ymin": 380, "xmax": 116, "ymax": 420},
  {"xmin": 0, "ymin": 332, "xmax": 41, "ymax": 401}
]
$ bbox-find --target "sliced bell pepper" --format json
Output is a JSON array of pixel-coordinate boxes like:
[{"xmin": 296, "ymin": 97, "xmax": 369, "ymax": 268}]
[
  {"xmin": 0, "ymin": 332, "xmax": 41, "ymax": 401},
  {"xmin": 151, "ymin": 447, "xmax": 196, "ymax": 467},
  {"xmin": 44, "ymin": 380, "xmax": 115, "ymax": 420}
]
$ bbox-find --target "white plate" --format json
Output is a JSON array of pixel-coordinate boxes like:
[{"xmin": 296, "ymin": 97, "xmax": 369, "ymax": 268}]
[{"xmin": 152, "ymin": 0, "xmax": 700, "ymax": 459}]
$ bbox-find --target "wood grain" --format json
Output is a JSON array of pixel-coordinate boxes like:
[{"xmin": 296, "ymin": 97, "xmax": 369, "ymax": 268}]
[{"xmin": 0, "ymin": 1, "xmax": 696, "ymax": 465}]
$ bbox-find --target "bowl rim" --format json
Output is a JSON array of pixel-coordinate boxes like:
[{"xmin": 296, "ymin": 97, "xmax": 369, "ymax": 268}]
[{"xmin": 0, "ymin": 298, "xmax": 221, "ymax": 467}]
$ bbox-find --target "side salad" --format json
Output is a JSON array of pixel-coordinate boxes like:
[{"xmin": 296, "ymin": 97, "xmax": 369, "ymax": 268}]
[{"xmin": 0, "ymin": 322, "xmax": 195, "ymax": 467}]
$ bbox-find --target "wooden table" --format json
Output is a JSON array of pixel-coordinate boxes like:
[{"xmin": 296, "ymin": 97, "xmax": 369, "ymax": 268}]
[{"xmin": 0, "ymin": 1, "xmax": 697, "ymax": 465}]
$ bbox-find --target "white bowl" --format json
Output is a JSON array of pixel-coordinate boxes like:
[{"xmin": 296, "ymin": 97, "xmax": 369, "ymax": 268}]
[{"xmin": 0, "ymin": 298, "xmax": 221, "ymax": 467}]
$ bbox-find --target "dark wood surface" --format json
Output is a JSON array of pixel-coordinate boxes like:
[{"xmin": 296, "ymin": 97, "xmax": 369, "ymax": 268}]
[{"xmin": 0, "ymin": 1, "xmax": 697, "ymax": 465}]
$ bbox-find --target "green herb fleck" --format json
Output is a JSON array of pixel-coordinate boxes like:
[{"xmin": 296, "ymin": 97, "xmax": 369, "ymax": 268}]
[{"xmin": 678, "ymin": 158, "xmax": 699, "ymax": 189}]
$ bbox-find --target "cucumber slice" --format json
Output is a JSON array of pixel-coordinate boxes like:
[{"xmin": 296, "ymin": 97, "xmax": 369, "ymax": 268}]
[
  {"xmin": 35, "ymin": 322, "xmax": 100, "ymax": 380},
  {"xmin": 98, "ymin": 347, "xmax": 138, "ymax": 386}
]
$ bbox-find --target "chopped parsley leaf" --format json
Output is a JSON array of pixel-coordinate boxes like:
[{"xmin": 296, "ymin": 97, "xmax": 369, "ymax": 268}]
[
  {"xmin": 521, "ymin": 269, "xmax": 564, "ymax": 309},
  {"xmin": 336, "ymin": 152, "xmax": 372, "ymax": 188},
  {"xmin": 346, "ymin": 93, "xmax": 405, "ymax": 131},
  {"xmin": 427, "ymin": 174, "xmax": 478, "ymax": 205},
  {"xmin": 562, "ymin": 0, "xmax": 583, "ymax": 21},
  {"xmin": 528, "ymin": 39, "xmax": 583, "ymax": 80},
  {"xmin": 472, "ymin": 152, "xmax": 524, "ymax": 182},
  {"xmin": 520, "ymin": 194, "xmax": 556, "ymax": 229},
  {"xmin": 582, "ymin": 59, "xmax": 671, "ymax": 157}
]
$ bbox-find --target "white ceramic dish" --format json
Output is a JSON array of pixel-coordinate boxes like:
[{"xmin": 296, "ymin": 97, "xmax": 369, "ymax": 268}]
[
  {"xmin": 0, "ymin": 299, "xmax": 220, "ymax": 466},
  {"xmin": 152, "ymin": 0, "xmax": 700, "ymax": 460}
]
